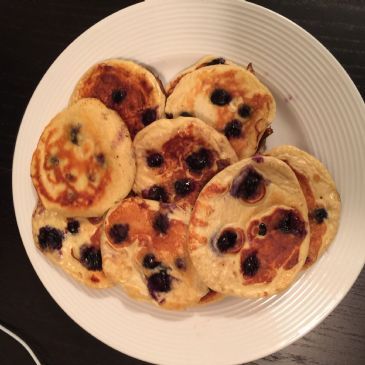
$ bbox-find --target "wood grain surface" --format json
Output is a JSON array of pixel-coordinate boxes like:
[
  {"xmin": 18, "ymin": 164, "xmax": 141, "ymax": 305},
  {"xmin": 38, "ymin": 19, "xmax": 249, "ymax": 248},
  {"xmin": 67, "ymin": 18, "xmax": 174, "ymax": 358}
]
[{"xmin": 0, "ymin": 1, "xmax": 364, "ymax": 364}]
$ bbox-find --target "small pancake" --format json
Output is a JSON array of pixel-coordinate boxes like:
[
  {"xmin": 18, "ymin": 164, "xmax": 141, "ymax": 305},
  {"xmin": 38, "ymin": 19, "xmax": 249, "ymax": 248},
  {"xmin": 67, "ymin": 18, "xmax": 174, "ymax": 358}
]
[
  {"xmin": 188, "ymin": 155, "xmax": 310, "ymax": 298},
  {"xmin": 31, "ymin": 98, "xmax": 135, "ymax": 217},
  {"xmin": 100, "ymin": 197, "xmax": 209, "ymax": 310},
  {"xmin": 165, "ymin": 59, "xmax": 276, "ymax": 158},
  {"xmin": 32, "ymin": 202, "xmax": 112, "ymax": 288},
  {"xmin": 133, "ymin": 117, "xmax": 238, "ymax": 209},
  {"xmin": 70, "ymin": 59, "xmax": 166, "ymax": 138},
  {"xmin": 267, "ymin": 145, "xmax": 341, "ymax": 267}
]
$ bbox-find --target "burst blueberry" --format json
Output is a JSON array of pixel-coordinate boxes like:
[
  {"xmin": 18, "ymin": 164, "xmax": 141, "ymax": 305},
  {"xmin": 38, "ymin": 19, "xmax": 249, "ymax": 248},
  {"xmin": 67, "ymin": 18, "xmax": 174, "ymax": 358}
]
[
  {"xmin": 186, "ymin": 148, "xmax": 211, "ymax": 172},
  {"xmin": 174, "ymin": 179, "xmax": 195, "ymax": 196},
  {"xmin": 38, "ymin": 226, "xmax": 64, "ymax": 250},
  {"xmin": 80, "ymin": 245, "xmax": 102, "ymax": 271},
  {"xmin": 153, "ymin": 213, "xmax": 169, "ymax": 234},
  {"xmin": 67, "ymin": 219, "xmax": 80, "ymax": 234},
  {"xmin": 242, "ymin": 253, "xmax": 260, "ymax": 276},
  {"xmin": 109, "ymin": 223, "xmax": 129, "ymax": 243},
  {"xmin": 143, "ymin": 253, "xmax": 160, "ymax": 269},
  {"xmin": 217, "ymin": 230, "xmax": 237, "ymax": 252},
  {"xmin": 210, "ymin": 88, "xmax": 232, "ymax": 106},
  {"xmin": 141, "ymin": 108, "xmax": 157, "ymax": 126},
  {"xmin": 147, "ymin": 153, "xmax": 164, "ymax": 168}
]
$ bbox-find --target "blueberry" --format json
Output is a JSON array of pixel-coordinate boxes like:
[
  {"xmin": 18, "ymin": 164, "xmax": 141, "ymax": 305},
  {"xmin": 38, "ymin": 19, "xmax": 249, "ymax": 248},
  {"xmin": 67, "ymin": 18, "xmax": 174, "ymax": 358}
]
[
  {"xmin": 67, "ymin": 219, "xmax": 80, "ymax": 234},
  {"xmin": 174, "ymin": 258, "xmax": 186, "ymax": 270},
  {"xmin": 180, "ymin": 111, "xmax": 193, "ymax": 117},
  {"xmin": 38, "ymin": 226, "xmax": 64, "ymax": 250},
  {"xmin": 165, "ymin": 113, "xmax": 173, "ymax": 119},
  {"xmin": 111, "ymin": 89, "xmax": 127, "ymax": 103},
  {"xmin": 95, "ymin": 153, "xmax": 105, "ymax": 166},
  {"xmin": 276, "ymin": 210, "xmax": 306, "ymax": 236},
  {"xmin": 147, "ymin": 270, "xmax": 171, "ymax": 295},
  {"xmin": 153, "ymin": 213, "xmax": 169, "ymax": 234},
  {"xmin": 242, "ymin": 253, "xmax": 260, "ymax": 276},
  {"xmin": 258, "ymin": 223, "xmax": 267, "ymax": 236},
  {"xmin": 312, "ymin": 208, "xmax": 328, "ymax": 224},
  {"xmin": 224, "ymin": 120, "xmax": 242, "ymax": 139},
  {"xmin": 238, "ymin": 104, "xmax": 251, "ymax": 118},
  {"xmin": 174, "ymin": 179, "xmax": 195, "ymax": 196},
  {"xmin": 205, "ymin": 57, "xmax": 226, "ymax": 66},
  {"xmin": 143, "ymin": 185, "xmax": 169, "ymax": 203},
  {"xmin": 143, "ymin": 253, "xmax": 160, "ymax": 269},
  {"xmin": 210, "ymin": 89, "xmax": 232, "ymax": 106},
  {"xmin": 186, "ymin": 148, "xmax": 211, "ymax": 172},
  {"xmin": 109, "ymin": 223, "xmax": 129, "ymax": 243},
  {"xmin": 50, "ymin": 156, "xmax": 59, "ymax": 166},
  {"xmin": 217, "ymin": 230, "xmax": 237, "ymax": 252},
  {"xmin": 230, "ymin": 166, "xmax": 264, "ymax": 201},
  {"xmin": 70, "ymin": 125, "xmax": 81, "ymax": 145},
  {"xmin": 141, "ymin": 108, "xmax": 157, "ymax": 126},
  {"xmin": 79, "ymin": 245, "xmax": 102, "ymax": 271},
  {"xmin": 147, "ymin": 153, "xmax": 164, "ymax": 168}
]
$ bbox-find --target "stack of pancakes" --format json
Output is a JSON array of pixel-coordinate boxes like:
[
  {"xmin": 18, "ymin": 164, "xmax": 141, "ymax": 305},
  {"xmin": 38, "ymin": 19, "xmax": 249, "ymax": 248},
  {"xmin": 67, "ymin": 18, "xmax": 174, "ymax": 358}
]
[{"xmin": 30, "ymin": 56, "xmax": 341, "ymax": 310}]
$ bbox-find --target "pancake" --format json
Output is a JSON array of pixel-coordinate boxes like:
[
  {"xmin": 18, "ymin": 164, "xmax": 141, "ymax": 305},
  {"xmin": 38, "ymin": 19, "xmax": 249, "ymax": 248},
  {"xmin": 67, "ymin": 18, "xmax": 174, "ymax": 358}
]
[
  {"xmin": 100, "ymin": 197, "xmax": 209, "ymax": 310},
  {"xmin": 267, "ymin": 145, "xmax": 341, "ymax": 267},
  {"xmin": 32, "ymin": 202, "xmax": 112, "ymax": 288},
  {"xmin": 31, "ymin": 98, "xmax": 135, "ymax": 217},
  {"xmin": 165, "ymin": 59, "xmax": 276, "ymax": 158},
  {"xmin": 188, "ymin": 155, "xmax": 310, "ymax": 298},
  {"xmin": 70, "ymin": 59, "xmax": 166, "ymax": 138},
  {"xmin": 133, "ymin": 117, "xmax": 238, "ymax": 209}
]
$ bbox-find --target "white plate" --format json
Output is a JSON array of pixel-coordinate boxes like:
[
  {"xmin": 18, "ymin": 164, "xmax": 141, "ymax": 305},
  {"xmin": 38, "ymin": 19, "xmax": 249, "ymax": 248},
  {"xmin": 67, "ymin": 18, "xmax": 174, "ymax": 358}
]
[{"xmin": 13, "ymin": 1, "xmax": 365, "ymax": 364}]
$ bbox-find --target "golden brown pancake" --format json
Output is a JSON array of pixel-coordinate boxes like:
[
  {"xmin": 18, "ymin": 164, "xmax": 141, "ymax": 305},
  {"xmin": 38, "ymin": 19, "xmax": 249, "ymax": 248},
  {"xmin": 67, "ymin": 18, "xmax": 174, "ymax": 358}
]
[
  {"xmin": 133, "ymin": 117, "xmax": 238, "ymax": 210},
  {"xmin": 188, "ymin": 155, "xmax": 310, "ymax": 298},
  {"xmin": 32, "ymin": 201, "xmax": 112, "ymax": 288},
  {"xmin": 165, "ymin": 58, "xmax": 276, "ymax": 158},
  {"xmin": 267, "ymin": 145, "xmax": 341, "ymax": 267},
  {"xmin": 100, "ymin": 197, "xmax": 209, "ymax": 310},
  {"xmin": 31, "ymin": 98, "xmax": 135, "ymax": 217},
  {"xmin": 70, "ymin": 59, "xmax": 166, "ymax": 138}
]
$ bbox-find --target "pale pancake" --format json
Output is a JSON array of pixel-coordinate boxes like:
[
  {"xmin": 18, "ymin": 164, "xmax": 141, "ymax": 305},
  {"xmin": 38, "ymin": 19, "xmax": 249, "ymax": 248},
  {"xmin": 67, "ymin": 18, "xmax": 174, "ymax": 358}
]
[
  {"xmin": 165, "ymin": 61, "xmax": 276, "ymax": 158},
  {"xmin": 133, "ymin": 117, "xmax": 238, "ymax": 210},
  {"xmin": 31, "ymin": 98, "xmax": 135, "ymax": 217},
  {"xmin": 101, "ymin": 197, "xmax": 209, "ymax": 310},
  {"xmin": 70, "ymin": 59, "xmax": 165, "ymax": 138},
  {"xmin": 32, "ymin": 202, "xmax": 112, "ymax": 288},
  {"xmin": 188, "ymin": 155, "xmax": 310, "ymax": 298},
  {"xmin": 267, "ymin": 145, "xmax": 341, "ymax": 267}
]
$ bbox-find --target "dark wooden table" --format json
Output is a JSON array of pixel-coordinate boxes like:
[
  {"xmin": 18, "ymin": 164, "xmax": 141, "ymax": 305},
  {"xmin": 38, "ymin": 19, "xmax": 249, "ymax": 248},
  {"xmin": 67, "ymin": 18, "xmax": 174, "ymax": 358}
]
[{"xmin": 1, "ymin": 1, "xmax": 364, "ymax": 364}]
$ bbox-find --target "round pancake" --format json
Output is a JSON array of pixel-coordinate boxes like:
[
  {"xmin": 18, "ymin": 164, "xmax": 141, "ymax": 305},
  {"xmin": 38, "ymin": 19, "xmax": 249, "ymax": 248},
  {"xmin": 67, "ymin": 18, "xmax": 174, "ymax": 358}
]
[
  {"xmin": 133, "ymin": 117, "xmax": 238, "ymax": 209},
  {"xmin": 32, "ymin": 202, "xmax": 112, "ymax": 288},
  {"xmin": 31, "ymin": 98, "xmax": 135, "ymax": 217},
  {"xmin": 267, "ymin": 145, "xmax": 341, "ymax": 267},
  {"xmin": 100, "ymin": 197, "xmax": 209, "ymax": 310},
  {"xmin": 165, "ymin": 62, "xmax": 276, "ymax": 158},
  {"xmin": 188, "ymin": 155, "xmax": 310, "ymax": 298},
  {"xmin": 70, "ymin": 59, "xmax": 166, "ymax": 138}
]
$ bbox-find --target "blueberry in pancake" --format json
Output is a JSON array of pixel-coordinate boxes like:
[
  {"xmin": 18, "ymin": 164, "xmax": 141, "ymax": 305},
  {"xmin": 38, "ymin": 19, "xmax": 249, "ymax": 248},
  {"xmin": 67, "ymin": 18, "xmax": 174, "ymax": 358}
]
[
  {"xmin": 132, "ymin": 117, "xmax": 238, "ymax": 210},
  {"xmin": 188, "ymin": 155, "xmax": 310, "ymax": 298},
  {"xmin": 100, "ymin": 197, "xmax": 209, "ymax": 310},
  {"xmin": 31, "ymin": 98, "xmax": 135, "ymax": 217},
  {"xmin": 32, "ymin": 201, "xmax": 112, "ymax": 288},
  {"xmin": 69, "ymin": 59, "xmax": 166, "ymax": 138},
  {"xmin": 267, "ymin": 145, "xmax": 341, "ymax": 267}
]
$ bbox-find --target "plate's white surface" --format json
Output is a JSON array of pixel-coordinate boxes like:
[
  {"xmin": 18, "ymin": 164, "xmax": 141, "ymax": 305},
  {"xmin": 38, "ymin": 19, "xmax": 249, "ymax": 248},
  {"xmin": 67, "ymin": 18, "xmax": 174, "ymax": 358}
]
[{"xmin": 13, "ymin": 1, "xmax": 365, "ymax": 364}]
